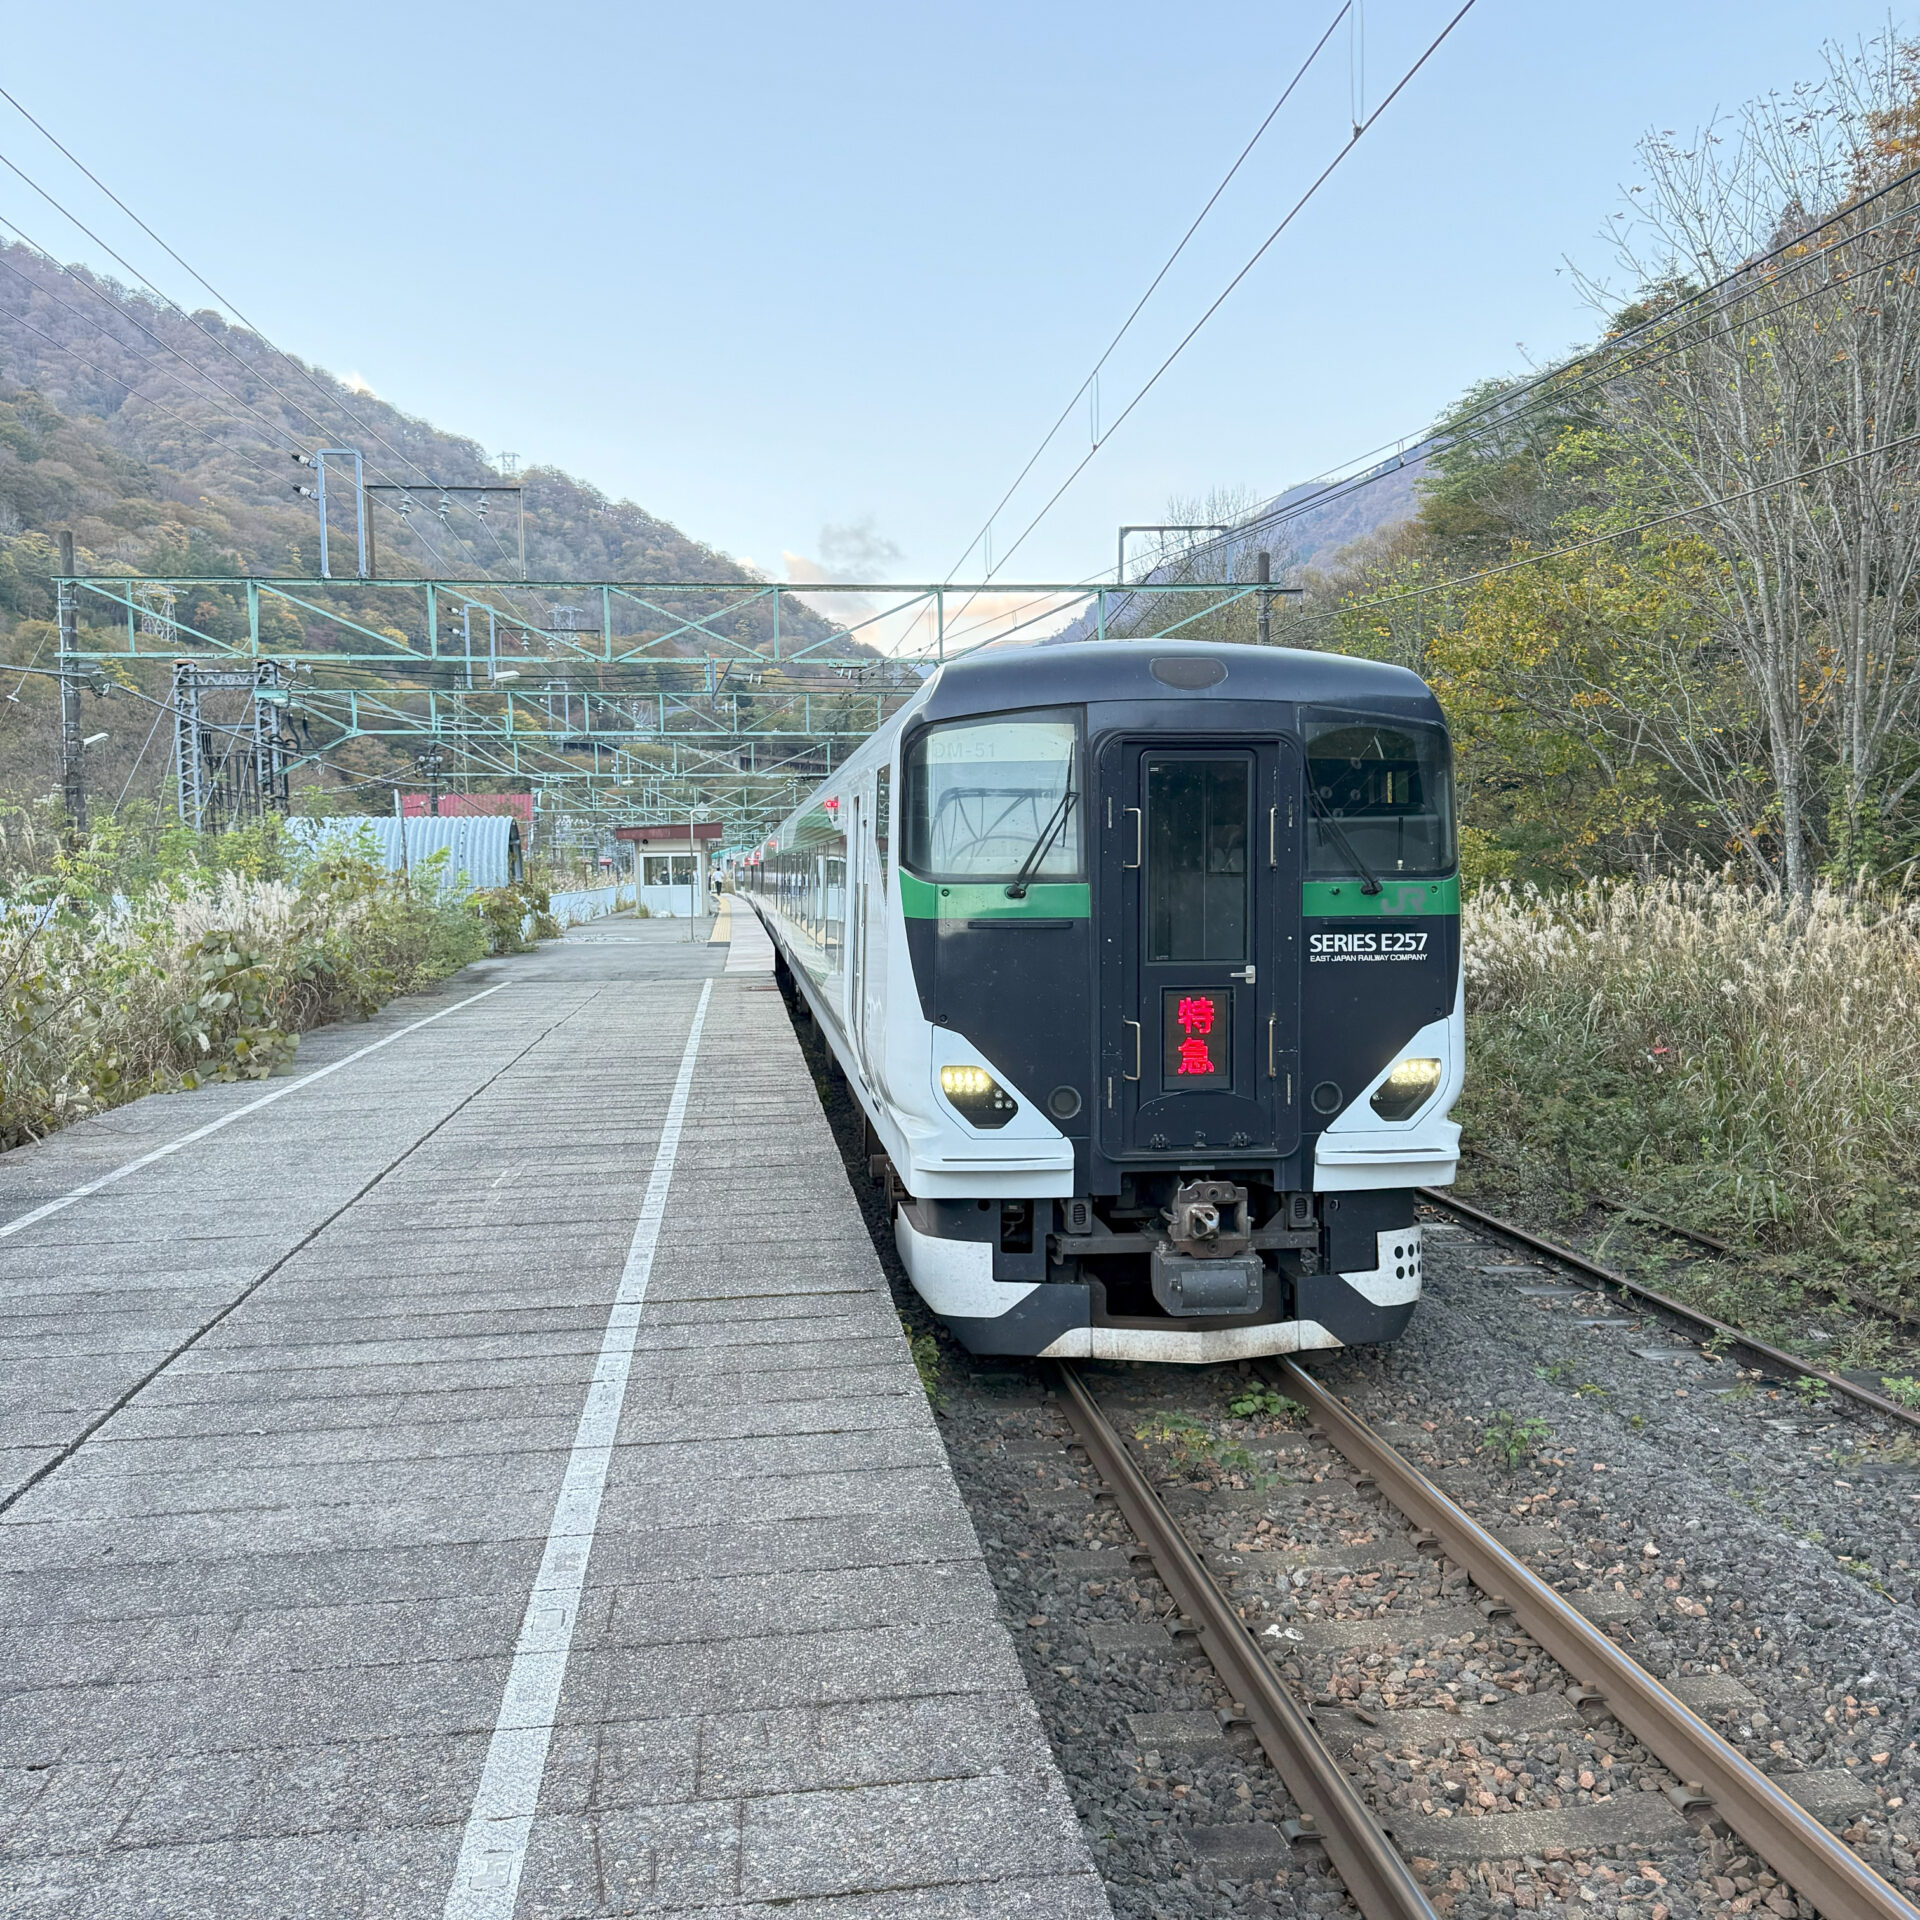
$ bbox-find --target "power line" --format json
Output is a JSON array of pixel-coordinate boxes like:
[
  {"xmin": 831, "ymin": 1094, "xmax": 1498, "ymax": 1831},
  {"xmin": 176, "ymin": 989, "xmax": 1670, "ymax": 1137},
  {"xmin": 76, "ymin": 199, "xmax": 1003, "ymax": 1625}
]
[
  {"xmin": 0, "ymin": 105, "xmax": 518, "ymax": 569},
  {"xmin": 976, "ymin": 0, "xmax": 1479, "ymax": 589},
  {"xmin": 943, "ymin": 1, "xmax": 1352, "ymax": 584},
  {"xmin": 1285, "ymin": 424, "xmax": 1920, "ymax": 631},
  {"xmin": 1165, "ymin": 156, "xmax": 1920, "ymax": 581}
]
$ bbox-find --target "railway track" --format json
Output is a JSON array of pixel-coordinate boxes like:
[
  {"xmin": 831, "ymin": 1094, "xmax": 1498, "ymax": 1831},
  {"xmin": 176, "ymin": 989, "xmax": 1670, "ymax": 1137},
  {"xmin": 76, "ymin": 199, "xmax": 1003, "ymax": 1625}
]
[
  {"xmin": 1415, "ymin": 1189, "xmax": 1920, "ymax": 1434},
  {"xmin": 1054, "ymin": 1357, "xmax": 1920, "ymax": 1920}
]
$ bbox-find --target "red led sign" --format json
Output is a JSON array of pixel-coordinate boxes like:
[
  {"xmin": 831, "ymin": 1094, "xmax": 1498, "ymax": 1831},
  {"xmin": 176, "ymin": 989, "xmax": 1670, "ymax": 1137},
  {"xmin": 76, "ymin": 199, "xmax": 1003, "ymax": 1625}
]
[{"xmin": 1161, "ymin": 988, "xmax": 1232, "ymax": 1090}]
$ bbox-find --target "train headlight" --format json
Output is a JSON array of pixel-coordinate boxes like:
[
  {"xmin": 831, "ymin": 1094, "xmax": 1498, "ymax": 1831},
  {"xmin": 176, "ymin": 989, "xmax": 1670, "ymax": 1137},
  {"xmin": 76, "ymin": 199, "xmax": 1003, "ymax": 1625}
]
[
  {"xmin": 940, "ymin": 1063, "xmax": 1017, "ymax": 1129},
  {"xmin": 1370, "ymin": 1057, "xmax": 1442, "ymax": 1122}
]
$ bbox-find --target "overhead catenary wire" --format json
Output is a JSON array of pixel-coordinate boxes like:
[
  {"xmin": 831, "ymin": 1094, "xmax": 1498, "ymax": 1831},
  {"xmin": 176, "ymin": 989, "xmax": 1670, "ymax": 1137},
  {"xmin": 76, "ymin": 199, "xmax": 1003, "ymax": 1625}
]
[
  {"xmin": 942, "ymin": 0, "xmax": 1353, "ymax": 585},
  {"xmin": 909, "ymin": 225, "xmax": 1920, "ymax": 664},
  {"xmin": 933, "ymin": 0, "xmax": 1479, "ymax": 653}
]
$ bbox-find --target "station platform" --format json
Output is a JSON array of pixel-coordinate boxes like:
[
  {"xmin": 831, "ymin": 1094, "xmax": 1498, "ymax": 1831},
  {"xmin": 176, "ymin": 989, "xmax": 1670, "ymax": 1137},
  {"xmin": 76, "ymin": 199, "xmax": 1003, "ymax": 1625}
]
[{"xmin": 0, "ymin": 913, "xmax": 1108, "ymax": 1919}]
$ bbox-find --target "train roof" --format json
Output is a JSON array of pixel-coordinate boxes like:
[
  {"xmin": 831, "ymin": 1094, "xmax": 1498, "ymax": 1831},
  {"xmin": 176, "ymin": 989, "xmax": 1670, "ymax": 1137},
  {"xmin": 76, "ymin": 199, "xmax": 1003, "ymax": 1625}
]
[{"xmin": 921, "ymin": 639, "xmax": 1441, "ymax": 724}]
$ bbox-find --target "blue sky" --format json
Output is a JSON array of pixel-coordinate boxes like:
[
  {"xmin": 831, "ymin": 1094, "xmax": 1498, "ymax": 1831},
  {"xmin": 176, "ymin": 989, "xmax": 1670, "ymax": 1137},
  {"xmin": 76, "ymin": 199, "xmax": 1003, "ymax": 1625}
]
[{"xmin": 3, "ymin": 2, "xmax": 1891, "ymax": 590}]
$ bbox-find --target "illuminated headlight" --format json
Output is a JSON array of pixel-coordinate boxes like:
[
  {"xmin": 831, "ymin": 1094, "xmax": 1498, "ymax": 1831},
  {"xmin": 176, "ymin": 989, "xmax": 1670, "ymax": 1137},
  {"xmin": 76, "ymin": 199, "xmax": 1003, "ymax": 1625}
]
[
  {"xmin": 940, "ymin": 1063, "xmax": 1016, "ymax": 1128},
  {"xmin": 1370, "ymin": 1057, "xmax": 1442, "ymax": 1122}
]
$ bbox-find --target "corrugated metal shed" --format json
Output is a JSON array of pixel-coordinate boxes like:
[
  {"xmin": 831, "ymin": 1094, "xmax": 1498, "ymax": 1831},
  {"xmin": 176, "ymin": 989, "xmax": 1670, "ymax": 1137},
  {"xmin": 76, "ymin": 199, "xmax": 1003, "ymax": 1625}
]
[{"xmin": 285, "ymin": 816, "xmax": 523, "ymax": 894}]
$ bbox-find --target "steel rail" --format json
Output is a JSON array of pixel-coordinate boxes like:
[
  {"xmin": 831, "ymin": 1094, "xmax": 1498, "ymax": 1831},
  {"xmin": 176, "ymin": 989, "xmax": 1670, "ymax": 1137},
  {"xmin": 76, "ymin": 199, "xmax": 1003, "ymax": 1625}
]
[
  {"xmin": 1262, "ymin": 1357, "xmax": 1920, "ymax": 1920},
  {"xmin": 1454, "ymin": 1155, "xmax": 1920, "ymax": 1332},
  {"xmin": 1053, "ymin": 1361, "xmax": 1439, "ymax": 1920},
  {"xmin": 1417, "ymin": 1188, "xmax": 1920, "ymax": 1434}
]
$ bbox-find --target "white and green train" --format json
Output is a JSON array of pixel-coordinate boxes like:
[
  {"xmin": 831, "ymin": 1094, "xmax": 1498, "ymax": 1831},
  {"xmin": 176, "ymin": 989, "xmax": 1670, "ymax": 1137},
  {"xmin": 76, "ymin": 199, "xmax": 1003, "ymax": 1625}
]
[{"xmin": 739, "ymin": 639, "xmax": 1462, "ymax": 1364}]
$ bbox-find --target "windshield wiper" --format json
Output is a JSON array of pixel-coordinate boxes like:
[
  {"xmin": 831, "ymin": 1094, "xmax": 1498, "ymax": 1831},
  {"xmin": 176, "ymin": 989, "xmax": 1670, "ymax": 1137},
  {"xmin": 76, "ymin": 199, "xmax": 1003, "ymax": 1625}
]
[
  {"xmin": 1005, "ymin": 788, "xmax": 1077, "ymax": 898},
  {"xmin": 1307, "ymin": 785, "xmax": 1383, "ymax": 895}
]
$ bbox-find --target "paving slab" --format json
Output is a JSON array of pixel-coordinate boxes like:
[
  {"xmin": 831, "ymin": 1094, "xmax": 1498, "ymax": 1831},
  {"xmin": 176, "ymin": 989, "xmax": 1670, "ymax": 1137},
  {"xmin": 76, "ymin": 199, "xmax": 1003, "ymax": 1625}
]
[{"xmin": 0, "ymin": 916, "xmax": 1108, "ymax": 1918}]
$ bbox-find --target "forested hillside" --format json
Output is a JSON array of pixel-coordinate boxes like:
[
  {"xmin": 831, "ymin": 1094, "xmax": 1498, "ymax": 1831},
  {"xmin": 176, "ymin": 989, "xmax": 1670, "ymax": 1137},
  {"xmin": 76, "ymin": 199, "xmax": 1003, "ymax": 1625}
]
[
  {"xmin": 0, "ymin": 238, "xmax": 788, "ymax": 595},
  {"xmin": 1300, "ymin": 35, "xmax": 1920, "ymax": 897},
  {"xmin": 0, "ymin": 238, "xmax": 838, "ymax": 807}
]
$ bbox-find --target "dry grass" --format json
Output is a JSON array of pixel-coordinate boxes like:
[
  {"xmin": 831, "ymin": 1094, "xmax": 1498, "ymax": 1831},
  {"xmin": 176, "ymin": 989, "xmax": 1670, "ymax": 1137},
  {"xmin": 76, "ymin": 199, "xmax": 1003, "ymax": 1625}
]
[
  {"xmin": 0, "ymin": 856, "xmax": 492, "ymax": 1147},
  {"xmin": 1461, "ymin": 874, "xmax": 1920, "ymax": 1304}
]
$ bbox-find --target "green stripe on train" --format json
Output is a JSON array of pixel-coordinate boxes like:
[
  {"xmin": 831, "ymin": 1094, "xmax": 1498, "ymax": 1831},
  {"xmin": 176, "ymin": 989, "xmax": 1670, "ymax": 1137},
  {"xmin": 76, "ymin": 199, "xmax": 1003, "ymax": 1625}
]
[
  {"xmin": 899, "ymin": 873, "xmax": 1092, "ymax": 920},
  {"xmin": 1303, "ymin": 876, "xmax": 1459, "ymax": 917}
]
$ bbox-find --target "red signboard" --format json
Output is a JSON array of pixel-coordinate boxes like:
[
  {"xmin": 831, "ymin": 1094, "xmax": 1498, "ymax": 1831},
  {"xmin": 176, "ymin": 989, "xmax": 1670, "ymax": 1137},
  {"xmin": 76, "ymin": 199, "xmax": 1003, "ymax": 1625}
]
[
  {"xmin": 401, "ymin": 792, "xmax": 533, "ymax": 822},
  {"xmin": 612, "ymin": 822, "xmax": 723, "ymax": 843}
]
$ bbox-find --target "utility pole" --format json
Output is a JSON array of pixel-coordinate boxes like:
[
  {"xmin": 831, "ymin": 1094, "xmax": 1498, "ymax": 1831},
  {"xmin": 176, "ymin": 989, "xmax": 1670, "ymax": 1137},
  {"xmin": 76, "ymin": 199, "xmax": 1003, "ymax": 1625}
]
[
  {"xmin": 57, "ymin": 530, "xmax": 86, "ymax": 837},
  {"xmin": 416, "ymin": 742, "xmax": 446, "ymax": 818},
  {"xmin": 292, "ymin": 450, "xmax": 367, "ymax": 579},
  {"xmin": 1256, "ymin": 550, "xmax": 1271, "ymax": 648}
]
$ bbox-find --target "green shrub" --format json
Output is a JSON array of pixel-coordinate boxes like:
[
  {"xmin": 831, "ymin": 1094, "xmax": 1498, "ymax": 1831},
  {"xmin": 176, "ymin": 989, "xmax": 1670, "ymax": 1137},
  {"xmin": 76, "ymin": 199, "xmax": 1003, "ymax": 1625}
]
[{"xmin": 470, "ymin": 879, "xmax": 558, "ymax": 954}]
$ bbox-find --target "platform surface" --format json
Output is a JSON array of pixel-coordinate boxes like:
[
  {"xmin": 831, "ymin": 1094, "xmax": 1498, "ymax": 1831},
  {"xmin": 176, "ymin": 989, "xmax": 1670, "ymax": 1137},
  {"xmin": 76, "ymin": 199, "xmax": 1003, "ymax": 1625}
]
[{"xmin": 0, "ymin": 915, "xmax": 1108, "ymax": 1919}]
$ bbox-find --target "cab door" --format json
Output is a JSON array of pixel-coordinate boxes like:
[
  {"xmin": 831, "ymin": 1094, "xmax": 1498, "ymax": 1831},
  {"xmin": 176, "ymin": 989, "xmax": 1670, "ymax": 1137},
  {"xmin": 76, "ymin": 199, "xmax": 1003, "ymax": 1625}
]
[{"xmin": 1097, "ymin": 737, "xmax": 1301, "ymax": 1159}]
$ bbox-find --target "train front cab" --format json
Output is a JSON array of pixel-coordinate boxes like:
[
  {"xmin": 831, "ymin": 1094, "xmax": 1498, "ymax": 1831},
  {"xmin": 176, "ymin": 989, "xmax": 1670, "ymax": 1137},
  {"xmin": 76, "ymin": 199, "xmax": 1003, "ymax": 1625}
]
[{"xmin": 889, "ymin": 650, "xmax": 1462, "ymax": 1363}]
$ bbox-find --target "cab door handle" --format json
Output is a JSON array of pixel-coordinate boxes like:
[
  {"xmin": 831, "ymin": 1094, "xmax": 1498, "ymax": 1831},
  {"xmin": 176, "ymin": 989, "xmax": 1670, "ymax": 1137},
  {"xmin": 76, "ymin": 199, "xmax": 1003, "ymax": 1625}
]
[
  {"xmin": 1122, "ymin": 1019, "xmax": 1142, "ymax": 1081},
  {"xmin": 1121, "ymin": 807, "xmax": 1142, "ymax": 869},
  {"xmin": 1230, "ymin": 965, "xmax": 1256, "ymax": 983}
]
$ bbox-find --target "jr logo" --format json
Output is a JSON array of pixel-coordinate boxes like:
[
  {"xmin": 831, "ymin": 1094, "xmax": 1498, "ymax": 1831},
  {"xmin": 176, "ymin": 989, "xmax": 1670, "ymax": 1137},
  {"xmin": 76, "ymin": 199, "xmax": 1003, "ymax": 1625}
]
[{"xmin": 1379, "ymin": 883, "xmax": 1430, "ymax": 914}]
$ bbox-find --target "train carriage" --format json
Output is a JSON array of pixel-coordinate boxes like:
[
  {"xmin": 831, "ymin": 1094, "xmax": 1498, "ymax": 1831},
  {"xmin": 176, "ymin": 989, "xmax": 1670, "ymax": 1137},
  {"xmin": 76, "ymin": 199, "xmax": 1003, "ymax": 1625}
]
[{"xmin": 741, "ymin": 639, "xmax": 1462, "ymax": 1364}]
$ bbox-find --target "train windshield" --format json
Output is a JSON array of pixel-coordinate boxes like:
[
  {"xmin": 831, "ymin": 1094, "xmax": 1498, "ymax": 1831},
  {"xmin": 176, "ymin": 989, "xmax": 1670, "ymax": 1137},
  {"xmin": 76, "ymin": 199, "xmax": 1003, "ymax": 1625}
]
[
  {"xmin": 904, "ymin": 709, "xmax": 1082, "ymax": 883},
  {"xmin": 1304, "ymin": 715, "xmax": 1455, "ymax": 878}
]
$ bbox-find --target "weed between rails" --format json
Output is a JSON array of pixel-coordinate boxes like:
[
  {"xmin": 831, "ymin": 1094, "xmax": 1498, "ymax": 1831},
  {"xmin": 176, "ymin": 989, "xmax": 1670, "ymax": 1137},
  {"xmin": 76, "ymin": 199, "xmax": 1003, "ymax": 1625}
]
[
  {"xmin": 1131, "ymin": 1384, "xmax": 1304, "ymax": 1489},
  {"xmin": 1479, "ymin": 1410, "xmax": 1553, "ymax": 1469}
]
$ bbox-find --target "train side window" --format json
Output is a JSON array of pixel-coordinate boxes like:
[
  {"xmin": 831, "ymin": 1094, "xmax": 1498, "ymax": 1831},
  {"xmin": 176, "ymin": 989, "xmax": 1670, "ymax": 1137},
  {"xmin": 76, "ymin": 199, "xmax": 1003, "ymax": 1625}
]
[
  {"xmin": 903, "ymin": 709, "xmax": 1081, "ymax": 883},
  {"xmin": 1146, "ymin": 757, "xmax": 1249, "ymax": 961},
  {"xmin": 1303, "ymin": 715, "xmax": 1456, "ymax": 878}
]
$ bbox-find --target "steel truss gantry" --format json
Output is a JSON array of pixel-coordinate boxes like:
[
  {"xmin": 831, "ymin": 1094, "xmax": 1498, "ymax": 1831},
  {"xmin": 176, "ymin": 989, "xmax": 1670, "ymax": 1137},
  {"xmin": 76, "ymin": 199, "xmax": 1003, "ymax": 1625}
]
[
  {"xmin": 171, "ymin": 659, "xmax": 296, "ymax": 830},
  {"xmin": 58, "ymin": 574, "xmax": 1273, "ymax": 668},
  {"xmin": 56, "ymin": 574, "xmax": 1283, "ymax": 837}
]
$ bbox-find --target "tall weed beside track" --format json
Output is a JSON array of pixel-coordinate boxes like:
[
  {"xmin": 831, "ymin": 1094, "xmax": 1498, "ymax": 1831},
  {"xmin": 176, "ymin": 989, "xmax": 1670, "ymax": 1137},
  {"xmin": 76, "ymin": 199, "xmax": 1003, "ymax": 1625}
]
[
  {"xmin": 1461, "ymin": 875, "xmax": 1920, "ymax": 1303},
  {"xmin": 0, "ymin": 847, "xmax": 500, "ymax": 1149}
]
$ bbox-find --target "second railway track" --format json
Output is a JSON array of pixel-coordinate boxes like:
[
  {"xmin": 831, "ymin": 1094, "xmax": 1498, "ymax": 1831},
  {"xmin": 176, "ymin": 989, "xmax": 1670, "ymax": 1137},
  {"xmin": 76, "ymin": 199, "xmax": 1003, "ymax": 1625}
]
[
  {"xmin": 1054, "ymin": 1357, "xmax": 1920, "ymax": 1920},
  {"xmin": 1414, "ymin": 1190, "xmax": 1920, "ymax": 1435}
]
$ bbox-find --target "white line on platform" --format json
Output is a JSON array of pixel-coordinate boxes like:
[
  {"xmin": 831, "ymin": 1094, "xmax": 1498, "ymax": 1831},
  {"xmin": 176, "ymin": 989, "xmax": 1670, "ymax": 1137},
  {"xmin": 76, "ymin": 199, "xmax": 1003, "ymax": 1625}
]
[
  {"xmin": 442, "ymin": 977, "xmax": 714, "ymax": 1920},
  {"xmin": 0, "ymin": 980, "xmax": 513, "ymax": 1244}
]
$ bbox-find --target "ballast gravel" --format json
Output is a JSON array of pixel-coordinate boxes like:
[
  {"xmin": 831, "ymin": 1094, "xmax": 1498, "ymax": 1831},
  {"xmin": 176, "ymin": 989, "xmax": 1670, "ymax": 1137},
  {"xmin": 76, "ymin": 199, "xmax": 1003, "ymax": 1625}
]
[
  {"xmin": 788, "ymin": 996, "xmax": 1919, "ymax": 1919},
  {"xmin": 1333, "ymin": 1214, "xmax": 1920, "ymax": 1910}
]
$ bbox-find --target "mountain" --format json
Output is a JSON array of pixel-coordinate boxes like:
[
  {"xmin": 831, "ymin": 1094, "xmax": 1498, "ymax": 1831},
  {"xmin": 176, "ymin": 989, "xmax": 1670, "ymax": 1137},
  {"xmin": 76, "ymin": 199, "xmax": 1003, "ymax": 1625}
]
[
  {"xmin": 0, "ymin": 239, "xmax": 846, "ymax": 810},
  {"xmin": 0, "ymin": 239, "xmax": 820, "ymax": 599},
  {"xmin": 1256, "ymin": 454, "xmax": 1426, "ymax": 574},
  {"xmin": 1034, "ymin": 451, "xmax": 1426, "ymax": 649}
]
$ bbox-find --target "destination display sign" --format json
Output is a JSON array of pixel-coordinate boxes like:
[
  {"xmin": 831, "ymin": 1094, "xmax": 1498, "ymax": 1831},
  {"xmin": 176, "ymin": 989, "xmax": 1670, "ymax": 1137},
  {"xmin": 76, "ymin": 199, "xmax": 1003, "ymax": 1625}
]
[{"xmin": 1161, "ymin": 987, "xmax": 1231, "ymax": 1091}]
